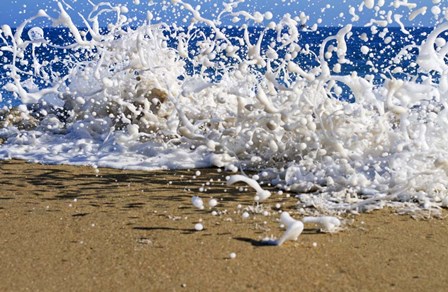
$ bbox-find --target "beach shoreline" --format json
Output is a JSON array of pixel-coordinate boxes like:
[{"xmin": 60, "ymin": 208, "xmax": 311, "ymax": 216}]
[{"xmin": 1, "ymin": 159, "xmax": 448, "ymax": 291}]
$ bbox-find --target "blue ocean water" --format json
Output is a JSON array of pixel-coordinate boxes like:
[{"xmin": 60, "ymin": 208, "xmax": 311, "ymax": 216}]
[{"xmin": 0, "ymin": 26, "xmax": 435, "ymax": 108}]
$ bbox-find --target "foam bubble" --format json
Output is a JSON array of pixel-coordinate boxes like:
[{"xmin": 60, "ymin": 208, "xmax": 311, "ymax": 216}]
[{"xmin": 194, "ymin": 223, "xmax": 204, "ymax": 231}]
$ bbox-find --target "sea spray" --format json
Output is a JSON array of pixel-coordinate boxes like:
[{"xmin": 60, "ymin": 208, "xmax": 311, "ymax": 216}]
[{"xmin": 0, "ymin": 1, "xmax": 447, "ymax": 219}]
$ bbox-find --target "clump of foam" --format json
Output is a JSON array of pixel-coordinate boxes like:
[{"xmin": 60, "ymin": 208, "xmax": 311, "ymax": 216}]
[
  {"xmin": 227, "ymin": 174, "xmax": 271, "ymax": 202},
  {"xmin": 208, "ymin": 198, "xmax": 218, "ymax": 208},
  {"xmin": 194, "ymin": 223, "xmax": 204, "ymax": 231},
  {"xmin": 192, "ymin": 196, "xmax": 204, "ymax": 210},
  {"xmin": 275, "ymin": 212, "xmax": 304, "ymax": 246},
  {"xmin": 303, "ymin": 216, "xmax": 341, "ymax": 233}
]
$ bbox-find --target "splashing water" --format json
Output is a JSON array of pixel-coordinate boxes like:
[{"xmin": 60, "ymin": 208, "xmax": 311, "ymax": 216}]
[{"xmin": 0, "ymin": 0, "xmax": 448, "ymax": 216}]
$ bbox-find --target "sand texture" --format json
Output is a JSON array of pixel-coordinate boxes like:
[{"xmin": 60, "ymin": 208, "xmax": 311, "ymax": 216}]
[{"xmin": 1, "ymin": 159, "xmax": 448, "ymax": 291}]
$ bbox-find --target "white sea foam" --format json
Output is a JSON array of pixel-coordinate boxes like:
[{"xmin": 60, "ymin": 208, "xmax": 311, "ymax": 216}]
[{"xmin": 0, "ymin": 0, "xmax": 447, "ymax": 218}]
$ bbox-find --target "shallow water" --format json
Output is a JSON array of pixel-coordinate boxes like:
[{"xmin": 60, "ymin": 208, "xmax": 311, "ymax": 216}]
[{"xmin": 0, "ymin": 0, "xmax": 448, "ymax": 216}]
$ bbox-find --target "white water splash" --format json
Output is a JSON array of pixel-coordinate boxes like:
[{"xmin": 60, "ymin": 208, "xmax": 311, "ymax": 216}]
[{"xmin": 0, "ymin": 0, "xmax": 447, "ymax": 218}]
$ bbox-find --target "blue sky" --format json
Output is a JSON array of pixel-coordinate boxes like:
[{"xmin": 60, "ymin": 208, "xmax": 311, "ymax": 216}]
[{"xmin": 0, "ymin": 0, "xmax": 439, "ymax": 28}]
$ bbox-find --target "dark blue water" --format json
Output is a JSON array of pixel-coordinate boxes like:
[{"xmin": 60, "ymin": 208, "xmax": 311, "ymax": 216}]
[{"xmin": 0, "ymin": 26, "xmax": 436, "ymax": 108}]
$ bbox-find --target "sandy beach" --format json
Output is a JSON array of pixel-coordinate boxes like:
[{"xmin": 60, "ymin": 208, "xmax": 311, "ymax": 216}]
[{"xmin": 1, "ymin": 159, "xmax": 447, "ymax": 291}]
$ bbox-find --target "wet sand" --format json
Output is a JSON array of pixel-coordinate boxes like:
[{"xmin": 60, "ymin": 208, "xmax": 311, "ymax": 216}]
[{"xmin": 1, "ymin": 159, "xmax": 448, "ymax": 291}]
